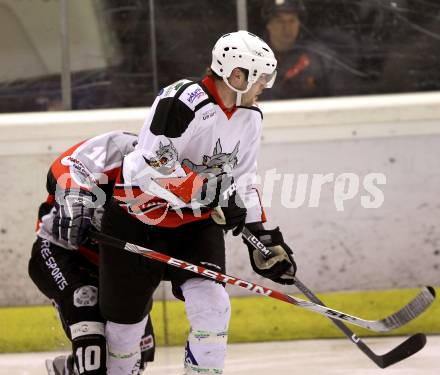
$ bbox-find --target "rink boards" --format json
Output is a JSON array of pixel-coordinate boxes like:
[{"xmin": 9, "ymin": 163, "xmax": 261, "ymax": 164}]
[{"xmin": 0, "ymin": 92, "xmax": 439, "ymax": 306}]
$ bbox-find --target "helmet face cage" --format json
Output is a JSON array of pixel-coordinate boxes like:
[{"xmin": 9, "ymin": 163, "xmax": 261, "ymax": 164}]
[{"xmin": 211, "ymin": 30, "xmax": 277, "ymax": 94}]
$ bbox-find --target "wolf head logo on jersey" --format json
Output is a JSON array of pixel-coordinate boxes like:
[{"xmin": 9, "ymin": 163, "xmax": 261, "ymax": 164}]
[
  {"xmin": 182, "ymin": 139, "xmax": 240, "ymax": 176},
  {"xmin": 144, "ymin": 139, "xmax": 179, "ymax": 174}
]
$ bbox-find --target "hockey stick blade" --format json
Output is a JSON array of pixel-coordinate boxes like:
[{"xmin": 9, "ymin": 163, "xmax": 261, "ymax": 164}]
[
  {"xmin": 91, "ymin": 231, "xmax": 432, "ymax": 332},
  {"xmin": 376, "ymin": 286, "xmax": 435, "ymax": 331},
  {"xmin": 241, "ymin": 227, "xmax": 436, "ymax": 332},
  {"xmin": 376, "ymin": 333, "xmax": 427, "ymax": 368},
  {"xmin": 294, "ymin": 278, "xmax": 427, "ymax": 368}
]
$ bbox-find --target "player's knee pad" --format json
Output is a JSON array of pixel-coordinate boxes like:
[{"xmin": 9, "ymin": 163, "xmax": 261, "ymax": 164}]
[
  {"xmin": 106, "ymin": 315, "xmax": 149, "ymax": 375},
  {"xmin": 181, "ymin": 279, "xmax": 230, "ymax": 374},
  {"xmin": 73, "ymin": 285, "xmax": 99, "ymax": 309},
  {"xmin": 69, "ymin": 320, "xmax": 105, "ymax": 375},
  {"xmin": 181, "ymin": 278, "xmax": 231, "ymax": 331}
]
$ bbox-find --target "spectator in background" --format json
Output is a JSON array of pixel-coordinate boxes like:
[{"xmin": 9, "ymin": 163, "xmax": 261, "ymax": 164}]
[{"xmin": 259, "ymin": 0, "xmax": 358, "ymax": 100}]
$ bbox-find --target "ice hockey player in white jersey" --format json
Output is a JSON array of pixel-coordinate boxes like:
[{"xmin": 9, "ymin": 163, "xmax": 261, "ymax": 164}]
[
  {"xmin": 99, "ymin": 31, "xmax": 297, "ymax": 375},
  {"xmin": 28, "ymin": 131, "xmax": 155, "ymax": 375}
]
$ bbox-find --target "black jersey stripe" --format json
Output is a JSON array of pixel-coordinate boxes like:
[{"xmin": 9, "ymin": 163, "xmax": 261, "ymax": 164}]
[
  {"xmin": 237, "ymin": 105, "xmax": 263, "ymax": 119},
  {"xmin": 46, "ymin": 168, "xmax": 58, "ymax": 195},
  {"xmin": 150, "ymin": 81, "xmax": 197, "ymax": 138},
  {"xmin": 175, "ymin": 80, "xmax": 196, "ymax": 97},
  {"xmin": 194, "ymin": 98, "xmax": 213, "ymax": 112}
]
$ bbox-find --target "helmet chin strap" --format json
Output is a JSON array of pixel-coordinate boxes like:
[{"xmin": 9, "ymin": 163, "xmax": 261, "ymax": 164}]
[
  {"xmin": 235, "ymin": 92, "xmax": 243, "ymax": 107},
  {"xmin": 222, "ymin": 77, "xmax": 253, "ymax": 106}
]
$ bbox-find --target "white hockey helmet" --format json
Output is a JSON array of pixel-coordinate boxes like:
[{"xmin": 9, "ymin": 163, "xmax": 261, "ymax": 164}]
[{"xmin": 211, "ymin": 30, "xmax": 277, "ymax": 94}]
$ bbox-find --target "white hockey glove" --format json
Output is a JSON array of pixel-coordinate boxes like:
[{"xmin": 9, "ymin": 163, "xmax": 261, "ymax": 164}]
[
  {"xmin": 52, "ymin": 189, "xmax": 96, "ymax": 249},
  {"xmin": 244, "ymin": 223, "xmax": 296, "ymax": 285}
]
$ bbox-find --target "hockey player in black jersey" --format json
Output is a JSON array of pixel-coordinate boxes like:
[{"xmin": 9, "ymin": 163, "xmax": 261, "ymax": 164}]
[
  {"xmin": 98, "ymin": 31, "xmax": 297, "ymax": 375},
  {"xmin": 28, "ymin": 131, "xmax": 155, "ymax": 375}
]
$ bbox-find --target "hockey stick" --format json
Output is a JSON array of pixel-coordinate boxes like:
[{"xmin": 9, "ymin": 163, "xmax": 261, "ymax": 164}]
[
  {"xmin": 241, "ymin": 227, "xmax": 436, "ymax": 332},
  {"xmin": 241, "ymin": 227, "xmax": 433, "ymax": 367},
  {"xmin": 294, "ymin": 278, "xmax": 427, "ymax": 368},
  {"xmin": 90, "ymin": 230, "xmax": 433, "ymax": 333}
]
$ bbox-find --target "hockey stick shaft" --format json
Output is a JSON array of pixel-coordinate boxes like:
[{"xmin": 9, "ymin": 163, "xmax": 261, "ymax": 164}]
[
  {"xmin": 240, "ymin": 227, "xmax": 431, "ymax": 367},
  {"xmin": 91, "ymin": 230, "xmax": 421, "ymax": 332},
  {"xmin": 241, "ymin": 227, "xmax": 435, "ymax": 332}
]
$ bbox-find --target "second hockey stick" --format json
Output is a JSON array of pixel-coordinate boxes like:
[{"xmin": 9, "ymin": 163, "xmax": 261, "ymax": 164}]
[
  {"xmin": 241, "ymin": 227, "xmax": 433, "ymax": 367},
  {"xmin": 293, "ymin": 278, "xmax": 427, "ymax": 368},
  {"xmin": 90, "ymin": 230, "xmax": 433, "ymax": 333},
  {"xmin": 241, "ymin": 227, "xmax": 435, "ymax": 332}
]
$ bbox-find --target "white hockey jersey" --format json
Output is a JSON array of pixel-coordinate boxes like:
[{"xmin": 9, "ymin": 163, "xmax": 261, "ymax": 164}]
[
  {"xmin": 37, "ymin": 131, "xmax": 137, "ymax": 250},
  {"xmin": 114, "ymin": 76, "xmax": 266, "ymax": 227}
]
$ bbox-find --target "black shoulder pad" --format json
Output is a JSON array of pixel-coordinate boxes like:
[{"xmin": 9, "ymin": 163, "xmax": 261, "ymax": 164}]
[{"xmin": 150, "ymin": 81, "xmax": 196, "ymax": 138}]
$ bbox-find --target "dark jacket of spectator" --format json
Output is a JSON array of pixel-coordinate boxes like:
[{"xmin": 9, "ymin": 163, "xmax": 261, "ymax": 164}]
[{"xmin": 259, "ymin": 0, "xmax": 359, "ymax": 100}]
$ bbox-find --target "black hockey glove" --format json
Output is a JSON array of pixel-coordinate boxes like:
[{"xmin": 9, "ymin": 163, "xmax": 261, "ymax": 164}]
[
  {"xmin": 244, "ymin": 224, "xmax": 296, "ymax": 285},
  {"xmin": 196, "ymin": 173, "xmax": 247, "ymax": 236},
  {"xmin": 52, "ymin": 189, "xmax": 95, "ymax": 249}
]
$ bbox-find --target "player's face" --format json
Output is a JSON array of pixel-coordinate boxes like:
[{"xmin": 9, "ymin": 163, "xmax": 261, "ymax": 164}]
[
  {"xmin": 241, "ymin": 80, "xmax": 266, "ymax": 106},
  {"xmin": 267, "ymin": 12, "xmax": 300, "ymax": 52},
  {"xmin": 230, "ymin": 69, "xmax": 274, "ymax": 106}
]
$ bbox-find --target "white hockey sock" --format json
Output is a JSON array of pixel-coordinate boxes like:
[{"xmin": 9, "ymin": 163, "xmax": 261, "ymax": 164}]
[
  {"xmin": 181, "ymin": 278, "xmax": 231, "ymax": 374},
  {"xmin": 184, "ymin": 330, "xmax": 228, "ymax": 374},
  {"xmin": 106, "ymin": 315, "xmax": 149, "ymax": 375}
]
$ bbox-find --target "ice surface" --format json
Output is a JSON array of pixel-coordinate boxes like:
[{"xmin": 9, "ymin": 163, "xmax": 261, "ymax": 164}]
[{"xmin": 1, "ymin": 336, "xmax": 439, "ymax": 375}]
